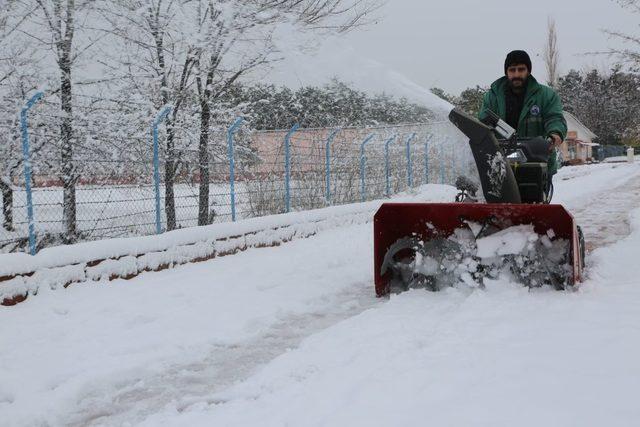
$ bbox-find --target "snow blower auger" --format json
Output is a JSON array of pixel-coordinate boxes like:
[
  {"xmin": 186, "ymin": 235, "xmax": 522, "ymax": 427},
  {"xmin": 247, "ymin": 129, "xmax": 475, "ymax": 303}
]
[{"xmin": 374, "ymin": 108, "xmax": 585, "ymax": 296}]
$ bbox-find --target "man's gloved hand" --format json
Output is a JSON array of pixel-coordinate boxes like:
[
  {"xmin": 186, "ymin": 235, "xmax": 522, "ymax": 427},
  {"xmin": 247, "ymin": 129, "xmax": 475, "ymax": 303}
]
[{"xmin": 548, "ymin": 133, "xmax": 562, "ymax": 151}]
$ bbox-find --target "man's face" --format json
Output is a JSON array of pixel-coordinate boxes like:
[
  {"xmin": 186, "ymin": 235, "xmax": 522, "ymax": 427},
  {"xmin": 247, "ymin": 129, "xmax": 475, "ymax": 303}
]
[{"xmin": 506, "ymin": 64, "xmax": 529, "ymax": 88}]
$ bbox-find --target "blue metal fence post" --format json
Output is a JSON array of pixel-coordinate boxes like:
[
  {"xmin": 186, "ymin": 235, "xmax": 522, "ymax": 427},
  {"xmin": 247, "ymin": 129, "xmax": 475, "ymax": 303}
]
[
  {"xmin": 325, "ymin": 128, "xmax": 340, "ymax": 204},
  {"xmin": 152, "ymin": 105, "xmax": 172, "ymax": 234},
  {"xmin": 359, "ymin": 134, "xmax": 375, "ymax": 202},
  {"xmin": 20, "ymin": 91, "xmax": 43, "ymax": 255},
  {"xmin": 284, "ymin": 123, "xmax": 300, "ymax": 213},
  {"xmin": 227, "ymin": 117, "xmax": 243, "ymax": 221},
  {"xmin": 424, "ymin": 134, "xmax": 432, "ymax": 184},
  {"xmin": 405, "ymin": 133, "xmax": 416, "ymax": 188},
  {"xmin": 384, "ymin": 135, "xmax": 397, "ymax": 197}
]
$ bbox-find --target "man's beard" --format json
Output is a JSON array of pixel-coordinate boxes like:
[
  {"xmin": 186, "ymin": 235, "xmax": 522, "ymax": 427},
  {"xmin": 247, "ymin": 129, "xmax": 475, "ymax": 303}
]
[{"xmin": 508, "ymin": 77, "xmax": 527, "ymax": 90}]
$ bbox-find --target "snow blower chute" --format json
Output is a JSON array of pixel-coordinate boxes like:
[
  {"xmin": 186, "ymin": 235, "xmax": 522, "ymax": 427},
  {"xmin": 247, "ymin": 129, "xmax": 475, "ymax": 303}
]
[{"xmin": 374, "ymin": 108, "xmax": 585, "ymax": 296}]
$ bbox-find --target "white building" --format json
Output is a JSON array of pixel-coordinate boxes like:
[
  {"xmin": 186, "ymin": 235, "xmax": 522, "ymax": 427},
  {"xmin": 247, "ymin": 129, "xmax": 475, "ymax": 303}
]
[{"xmin": 560, "ymin": 111, "xmax": 598, "ymax": 164}]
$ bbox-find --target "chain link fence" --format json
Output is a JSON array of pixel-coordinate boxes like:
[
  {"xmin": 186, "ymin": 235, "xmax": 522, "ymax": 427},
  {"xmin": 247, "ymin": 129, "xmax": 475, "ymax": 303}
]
[{"xmin": 1, "ymin": 94, "xmax": 474, "ymax": 254}]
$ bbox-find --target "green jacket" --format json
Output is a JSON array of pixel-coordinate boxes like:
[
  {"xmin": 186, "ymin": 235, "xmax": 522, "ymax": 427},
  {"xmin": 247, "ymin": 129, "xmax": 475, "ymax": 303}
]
[{"xmin": 478, "ymin": 75, "xmax": 567, "ymax": 174}]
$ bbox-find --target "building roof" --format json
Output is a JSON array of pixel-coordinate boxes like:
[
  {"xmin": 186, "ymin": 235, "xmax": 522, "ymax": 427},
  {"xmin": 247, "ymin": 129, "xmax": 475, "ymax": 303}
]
[{"xmin": 563, "ymin": 111, "xmax": 598, "ymax": 140}]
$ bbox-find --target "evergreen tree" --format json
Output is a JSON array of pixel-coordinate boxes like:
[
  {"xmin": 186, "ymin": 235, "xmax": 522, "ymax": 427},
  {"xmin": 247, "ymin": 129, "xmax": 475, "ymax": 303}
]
[
  {"xmin": 229, "ymin": 80, "xmax": 436, "ymax": 130},
  {"xmin": 430, "ymin": 87, "xmax": 455, "ymax": 104},
  {"xmin": 456, "ymin": 86, "xmax": 487, "ymax": 116},
  {"xmin": 557, "ymin": 68, "xmax": 640, "ymax": 144}
]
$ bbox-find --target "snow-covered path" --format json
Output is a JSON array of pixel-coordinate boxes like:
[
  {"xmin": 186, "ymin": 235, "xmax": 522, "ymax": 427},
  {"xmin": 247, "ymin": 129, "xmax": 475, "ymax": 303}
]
[
  {"xmin": 1, "ymin": 221, "xmax": 383, "ymax": 427},
  {"xmin": 557, "ymin": 163, "xmax": 640, "ymax": 251},
  {"xmin": 144, "ymin": 230, "xmax": 640, "ymax": 427},
  {"xmin": 1, "ymin": 162, "xmax": 640, "ymax": 427}
]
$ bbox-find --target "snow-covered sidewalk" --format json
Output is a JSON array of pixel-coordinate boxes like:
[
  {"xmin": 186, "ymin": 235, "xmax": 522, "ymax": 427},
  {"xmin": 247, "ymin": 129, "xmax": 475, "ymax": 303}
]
[
  {"xmin": 1, "ymin": 161, "xmax": 639, "ymax": 426},
  {"xmin": 144, "ymin": 208, "xmax": 640, "ymax": 427}
]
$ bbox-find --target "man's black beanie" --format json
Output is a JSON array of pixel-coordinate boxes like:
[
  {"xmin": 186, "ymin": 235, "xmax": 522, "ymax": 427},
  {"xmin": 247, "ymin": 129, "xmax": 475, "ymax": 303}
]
[{"xmin": 504, "ymin": 50, "xmax": 532, "ymax": 74}]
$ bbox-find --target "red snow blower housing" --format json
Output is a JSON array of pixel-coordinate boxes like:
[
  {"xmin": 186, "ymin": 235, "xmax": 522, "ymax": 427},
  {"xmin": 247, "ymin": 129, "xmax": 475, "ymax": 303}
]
[{"xmin": 374, "ymin": 108, "xmax": 585, "ymax": 296}]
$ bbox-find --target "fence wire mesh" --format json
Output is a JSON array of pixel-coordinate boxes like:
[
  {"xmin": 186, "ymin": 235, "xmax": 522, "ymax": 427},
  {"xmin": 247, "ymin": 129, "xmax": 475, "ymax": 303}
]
[{"xmin": 1, "ymin": 96, "xmax": 474, "ymax": 254}]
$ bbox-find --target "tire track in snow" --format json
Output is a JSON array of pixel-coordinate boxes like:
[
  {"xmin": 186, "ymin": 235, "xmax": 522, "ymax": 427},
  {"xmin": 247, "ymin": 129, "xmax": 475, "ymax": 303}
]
[
  {"xmin": 64, "ymin": 284, "xmax": 379, "ymax": 427},
  {"xmin": 567, "ymin": 169, "xmax": 640, "ymax": 252}
]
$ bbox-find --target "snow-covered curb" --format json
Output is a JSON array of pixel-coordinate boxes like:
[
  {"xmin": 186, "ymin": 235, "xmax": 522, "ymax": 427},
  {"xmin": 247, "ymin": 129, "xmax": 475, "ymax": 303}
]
[
  {"xmin": 602, "ymin": 155, "xmax": 639, "ymax": 163},
  {"xmin": 0, "ymin": 205, "xmax": 371, "ymax": 305},
  {"xmin": 0, "ymin": 185, "xmax": 458, "ymax": 305}
]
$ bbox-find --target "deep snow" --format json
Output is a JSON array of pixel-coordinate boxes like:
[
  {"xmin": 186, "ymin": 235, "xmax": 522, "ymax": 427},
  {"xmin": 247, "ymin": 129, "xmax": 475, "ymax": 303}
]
[{"xmin": 1, "ymin": 161, "xmax": 640, "ymax": 427}]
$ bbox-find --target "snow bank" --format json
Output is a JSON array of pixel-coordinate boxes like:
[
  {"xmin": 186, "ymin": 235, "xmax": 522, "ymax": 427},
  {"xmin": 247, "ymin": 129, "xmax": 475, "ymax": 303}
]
[
  {"xmin": 602, "ymin": 155, "xmax": 639, "ymax": 163},
  {"xmin": 0, "ymin": 185, "xmax": 458, "ymax": 304}
]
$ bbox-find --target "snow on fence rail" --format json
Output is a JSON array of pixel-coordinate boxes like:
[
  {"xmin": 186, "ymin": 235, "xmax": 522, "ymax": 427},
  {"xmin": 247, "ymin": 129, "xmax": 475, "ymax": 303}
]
[
  {"xmin": 0, "ymin": 183, "xmax": 460, "ymax": 306},
  {"xmin": 1, "ymin": 99, "xmax": 471, "ymax": 255}
]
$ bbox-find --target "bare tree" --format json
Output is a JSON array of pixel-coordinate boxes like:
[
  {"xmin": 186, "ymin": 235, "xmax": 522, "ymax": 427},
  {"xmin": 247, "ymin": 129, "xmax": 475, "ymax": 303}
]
[
  {"xmin": 102, "ymin": 0, "xmax": 379, "ymax": 228},
  {"xmin": 17, "ymin": 0, "xmax": 102, "ymax": 242},
  {"xmin": 0, "ymin": 1, "xmax": 40, "ymax": 233},
  {"xmin": 0, "ymin": 1, "xmax": 20, "ymax": 84},
  {"xmin": 0, "ymin": 3, "xmax": 18, "ymax": 231},
  {"xmin": 145, "ymin": 2, "xmax": 196, "ymax": 231},
  {"xmin": 191, "ymin": 0, "xmax": 380, "ymax": 225},
  {"xmin": 101, "ymin": 0, "xmax": 202, "ymax": 231},
  {"xmin": 543, "ymin": 16, "xmax": 560, "ymax": 88},
  {"xmin": 602, "ymin": 1, "xmax": 640, "ymax": 69},
  {"xmin": 191, "ymin": 2, "xmax": 274, "ymax": 225}
]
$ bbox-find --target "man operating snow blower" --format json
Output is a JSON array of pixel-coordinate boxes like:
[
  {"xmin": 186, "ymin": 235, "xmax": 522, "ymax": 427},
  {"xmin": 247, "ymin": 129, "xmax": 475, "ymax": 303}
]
[
  {"xmin": 373, "ymin": 51, "xmax": 584, "ymax": 296},
  {"xmin": 479, "ymin": 50, "xmax": 567, "ymax": 193}
]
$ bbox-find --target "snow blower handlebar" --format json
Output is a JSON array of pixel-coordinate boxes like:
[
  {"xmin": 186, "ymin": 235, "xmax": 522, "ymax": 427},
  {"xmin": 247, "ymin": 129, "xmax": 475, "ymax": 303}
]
[
  {"xmin": 501, "ymin": 137, "xmax": 553, "ymax": 164},
  {"xmin": 480, "ymin": 109, "xmax": 553, "ymax": 161},
  {"xmin": 481, "ymin": 109, "xmax": 517, "ymax": 141}
]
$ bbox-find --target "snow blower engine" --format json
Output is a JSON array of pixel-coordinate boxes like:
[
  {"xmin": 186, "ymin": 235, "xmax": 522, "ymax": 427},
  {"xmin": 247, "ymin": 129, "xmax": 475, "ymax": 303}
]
[
  {"xmin": 478, "ymin": 109, "xmax": 554, "ymax": 204},
  {"xmin": 373, "ymin": 108, "xmax": 585, "ymax": 296}
]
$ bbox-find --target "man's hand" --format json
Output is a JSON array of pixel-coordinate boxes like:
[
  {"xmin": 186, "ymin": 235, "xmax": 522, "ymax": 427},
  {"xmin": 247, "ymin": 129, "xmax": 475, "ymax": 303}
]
[{"xmin": 549, "ymin": 133, "xmax": 562, "ymax": 151}]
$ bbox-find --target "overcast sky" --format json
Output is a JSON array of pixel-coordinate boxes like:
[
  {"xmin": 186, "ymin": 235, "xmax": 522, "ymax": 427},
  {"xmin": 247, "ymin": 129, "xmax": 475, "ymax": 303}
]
[{"xmin": 341, "ymin": 0, "xmax": 639, "ymax": 94}]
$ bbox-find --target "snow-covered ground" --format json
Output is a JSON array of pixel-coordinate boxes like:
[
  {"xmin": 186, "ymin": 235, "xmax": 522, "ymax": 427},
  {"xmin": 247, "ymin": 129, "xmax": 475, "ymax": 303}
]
[
  {"xmin": 2, "ymin": 161, "xmax": 640, "ymax": 426},
  {"xmin": 602, "ymin": 155, "xmax": 639, "ymax": 163}
]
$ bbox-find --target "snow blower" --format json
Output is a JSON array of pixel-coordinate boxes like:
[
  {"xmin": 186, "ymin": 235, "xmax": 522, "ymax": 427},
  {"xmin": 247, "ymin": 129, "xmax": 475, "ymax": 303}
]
[{"xmin": 374, "ymin": 108, "xmax": 585, "ymax": 296}]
